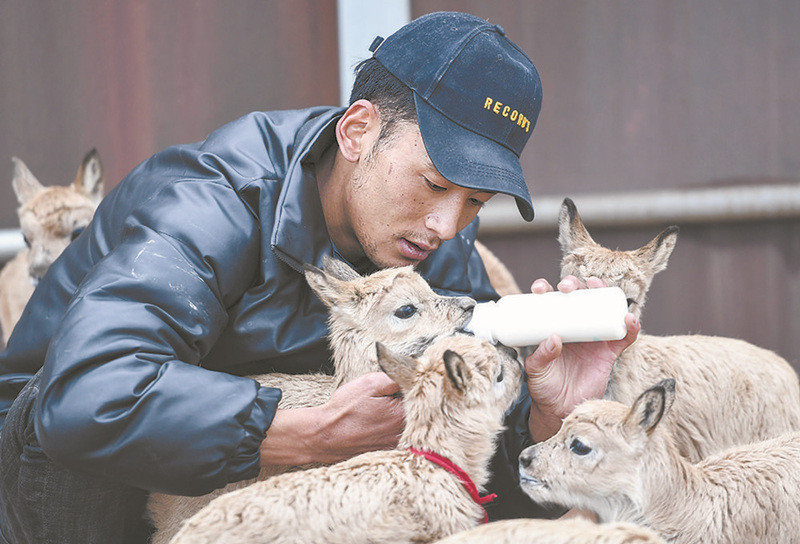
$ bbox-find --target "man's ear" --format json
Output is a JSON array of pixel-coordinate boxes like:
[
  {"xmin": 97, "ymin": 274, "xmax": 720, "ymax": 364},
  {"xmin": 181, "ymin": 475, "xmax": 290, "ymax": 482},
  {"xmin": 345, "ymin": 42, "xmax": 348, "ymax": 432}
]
[{"xmin": 336, "ymin": 99, "xmax": 381, "ymax": 163}]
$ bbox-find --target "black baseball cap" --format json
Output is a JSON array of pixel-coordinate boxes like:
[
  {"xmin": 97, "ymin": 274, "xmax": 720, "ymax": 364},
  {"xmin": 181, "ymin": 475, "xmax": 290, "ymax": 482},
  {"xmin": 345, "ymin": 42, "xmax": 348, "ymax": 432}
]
[{"xmin": 370, "ymin": 11, "xmax": 541, "ymax": 221}]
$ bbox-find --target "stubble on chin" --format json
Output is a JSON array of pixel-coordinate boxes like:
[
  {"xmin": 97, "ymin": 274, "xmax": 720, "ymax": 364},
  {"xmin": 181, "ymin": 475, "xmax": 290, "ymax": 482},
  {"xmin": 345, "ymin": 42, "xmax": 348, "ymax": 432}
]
[{"xmin": 362, "ymin": 240, "xmax": 423, "ymax": 270}]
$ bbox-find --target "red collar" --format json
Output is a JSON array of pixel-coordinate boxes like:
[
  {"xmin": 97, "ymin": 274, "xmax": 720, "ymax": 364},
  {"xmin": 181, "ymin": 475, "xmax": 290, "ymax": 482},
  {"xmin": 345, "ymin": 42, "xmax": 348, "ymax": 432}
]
[{"xmin": 407, "ymin": 447, "xmax": 497, "ymax": 524}]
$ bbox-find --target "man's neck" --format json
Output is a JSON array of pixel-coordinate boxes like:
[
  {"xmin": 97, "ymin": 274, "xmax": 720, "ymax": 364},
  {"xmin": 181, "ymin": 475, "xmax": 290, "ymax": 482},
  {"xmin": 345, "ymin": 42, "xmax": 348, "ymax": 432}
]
[{"xmin": 315, "ymin": 145, "xmax": 367, "ymax": 268}]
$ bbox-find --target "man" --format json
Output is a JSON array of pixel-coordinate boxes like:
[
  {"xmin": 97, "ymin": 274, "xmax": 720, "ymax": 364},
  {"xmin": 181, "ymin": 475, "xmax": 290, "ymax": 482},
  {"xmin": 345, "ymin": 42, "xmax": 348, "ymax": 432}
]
[{"xmin": 0, "ymin": 11, "xmax": 638, "ymax": 543}]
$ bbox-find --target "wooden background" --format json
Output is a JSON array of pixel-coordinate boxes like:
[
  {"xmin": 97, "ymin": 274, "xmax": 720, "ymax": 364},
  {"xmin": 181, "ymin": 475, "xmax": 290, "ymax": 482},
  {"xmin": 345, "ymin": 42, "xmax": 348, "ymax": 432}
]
[{"xmin": 1, "ymin": 1, "xmax": 798, "ymax": 367}]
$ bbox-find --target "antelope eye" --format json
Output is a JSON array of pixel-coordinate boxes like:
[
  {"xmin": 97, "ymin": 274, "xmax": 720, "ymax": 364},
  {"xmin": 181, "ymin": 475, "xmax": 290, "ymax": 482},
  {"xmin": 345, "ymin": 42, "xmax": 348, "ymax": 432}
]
[
  {"xmin": 22, "ymin": 234, "xmax": 31, "ymax": 248},
  {"xmin": 71, "ymin": 227, "xmax": 85, "ymax": 241},
  {"xmin": 394, "ymin": 304, "xmax": 418, "ymax": 319},
  {"xmin": 496, "ymin": 369, "xmax": 504, "ymax": 383},
  {"xmin": 626, "ymin": 298, "xmax": 636, "ymax": 309},
  {"xmin": 569, "ymin": 438, "xmax": 592, "ymax": 456}
]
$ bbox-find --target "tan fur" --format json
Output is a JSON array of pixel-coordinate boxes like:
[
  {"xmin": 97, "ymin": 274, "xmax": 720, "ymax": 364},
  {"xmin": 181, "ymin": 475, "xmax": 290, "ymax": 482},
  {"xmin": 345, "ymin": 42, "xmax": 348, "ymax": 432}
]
[
  {"xmin": 474, "ymin": 239, "xmax": 523, "ymax": 296},
  {"xmin": 169, "ymin": 335, "xmax": 523, "ymax": 544},
  {"xmin": 432, "ymin": 517, "xmax": 667, "ymax": 544},
  {"xmin": 558, "ymin": 198, "xmax": 677, "ymax": 321},
  {"xmin": 520, "ymin": 380, "xmax": 800, "ymax": 544},
  {"xmin": 558, "ymin": 198, "xmax": 800, "ymax": 461},
  {"xmin": 147, "ymin": 258, "xmax": 477, "ymax": 543},
  {"xmin": 0, "ymin": 252, "xmax": 34, "ymax": 344},
  {"xmin": 0, "ymin": 150, "xmax": 103, "ymax": 344}
]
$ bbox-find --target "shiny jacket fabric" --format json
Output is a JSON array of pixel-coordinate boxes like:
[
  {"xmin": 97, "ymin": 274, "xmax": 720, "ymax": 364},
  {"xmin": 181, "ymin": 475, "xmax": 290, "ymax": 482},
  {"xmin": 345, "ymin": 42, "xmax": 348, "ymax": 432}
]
[{"xmin": 0, "ymin": 107, "xmax": 538, "ymax": 516}]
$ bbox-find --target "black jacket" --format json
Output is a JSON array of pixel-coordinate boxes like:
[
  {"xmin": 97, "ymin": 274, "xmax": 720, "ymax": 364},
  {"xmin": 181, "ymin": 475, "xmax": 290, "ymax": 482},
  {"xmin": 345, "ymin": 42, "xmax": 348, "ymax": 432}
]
[{"xmin": 0, "ymin": 106, "xmax": 538, "ymax": 516}]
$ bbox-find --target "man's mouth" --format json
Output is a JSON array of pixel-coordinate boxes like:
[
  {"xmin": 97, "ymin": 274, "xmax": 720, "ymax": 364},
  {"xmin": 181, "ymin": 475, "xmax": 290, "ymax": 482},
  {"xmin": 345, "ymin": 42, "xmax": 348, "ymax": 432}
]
[{"xmin": 399, "ymin": 238, "xmax": 435, "ymax": 261}]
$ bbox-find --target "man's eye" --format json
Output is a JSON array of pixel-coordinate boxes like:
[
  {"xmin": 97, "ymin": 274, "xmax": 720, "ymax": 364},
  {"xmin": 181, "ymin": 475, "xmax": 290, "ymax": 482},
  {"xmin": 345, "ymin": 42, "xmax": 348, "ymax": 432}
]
[
  {"xmin": 393, "ymin": 304, "xmax": 418, "ymax": 319},
  {"xmin": 569, "ymin": 438, "xmax": 592, "ymax": 456},
  {"xmin": 425, "ymin": 178, "xmax": 446, "ymax": 192},
  {"xmin": 468, "ymin": 198, "xmax": 486, "ymax": 208}
]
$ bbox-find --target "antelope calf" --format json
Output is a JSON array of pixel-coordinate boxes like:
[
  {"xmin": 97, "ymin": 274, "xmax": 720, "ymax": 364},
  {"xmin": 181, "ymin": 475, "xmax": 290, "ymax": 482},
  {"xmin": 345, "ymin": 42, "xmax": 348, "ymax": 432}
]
[
  {"xmin": 147, "ymin": 258, "xmax": 477, "ymax": 543},
  {"xmin": 519, "ymin": 380, "xmax": 800, "ymax": 544},
  {"xmin": 558, "ymin": 197, "xmax": 800, "ymax": 461},
  {"xmin": 432, "ymin": 517, "xmax": 666, "ymax": 544},
  {"xmin": 169, "ymin": 335, "xmax": 522, "ymax": 544},
  {"xmin": 0, "ymin": 150, "xmax": 103, "ymax": 343}
]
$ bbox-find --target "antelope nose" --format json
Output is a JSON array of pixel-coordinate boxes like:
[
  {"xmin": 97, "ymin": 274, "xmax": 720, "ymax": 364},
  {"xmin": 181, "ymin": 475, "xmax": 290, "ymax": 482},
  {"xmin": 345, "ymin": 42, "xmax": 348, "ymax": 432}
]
[
  {"xmin": 459, "ymin": 297, "xmax": 475, "ymax": 327},
  {"xmin": 519, "ymin": 446, "xmax": 535, "ymax": 468},
  {"xmin": 459, "ymin": 297, "xmax": 476, "ymax": 312},
  {"xmin": 497, "ymin": 343, "xmax": 518, "ymax": 360},
  {"xmin": 28, "ymin": 262, "xmax": 50, "ymax": 280}
]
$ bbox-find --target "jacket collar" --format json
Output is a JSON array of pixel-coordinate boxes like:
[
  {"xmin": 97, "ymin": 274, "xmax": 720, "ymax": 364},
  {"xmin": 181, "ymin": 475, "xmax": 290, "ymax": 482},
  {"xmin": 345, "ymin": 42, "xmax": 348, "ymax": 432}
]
[
  {"xmin": 269, "ymin": 108, "xmax": 344, "ymax": 273},
  {"xmin": 266, "ymin": 106, "xmax": 484, "ymax": 298}
]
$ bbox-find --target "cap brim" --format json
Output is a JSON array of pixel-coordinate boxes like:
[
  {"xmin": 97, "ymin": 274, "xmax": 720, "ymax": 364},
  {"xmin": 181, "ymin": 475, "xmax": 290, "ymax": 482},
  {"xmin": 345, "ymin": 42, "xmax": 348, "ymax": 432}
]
[{"xmin": 414, "ymin": 95, "xmax": 534, "ymax": 222}]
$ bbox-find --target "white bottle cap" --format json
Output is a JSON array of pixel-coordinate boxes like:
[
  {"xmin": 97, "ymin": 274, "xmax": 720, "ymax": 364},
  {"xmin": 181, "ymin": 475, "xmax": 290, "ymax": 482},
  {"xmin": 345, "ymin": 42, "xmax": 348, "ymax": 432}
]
[{"xmin": 463, "ymin": 300, "xmax": 498, "ymax": 344}]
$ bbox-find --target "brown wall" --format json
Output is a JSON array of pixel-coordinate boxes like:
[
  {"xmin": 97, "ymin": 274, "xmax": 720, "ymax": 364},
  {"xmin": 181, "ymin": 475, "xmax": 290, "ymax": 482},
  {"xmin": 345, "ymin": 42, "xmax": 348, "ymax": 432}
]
[
  {"xmin": 2, "ymin": 1, "xmax": 799, "ymax": 366},
  {"xmin": 416, "ymin": 0, "xmax": 800, "ymax": 195},
  {"xmin": 0, "ymin": 0, "xmax": 339, "ymax": 223}
]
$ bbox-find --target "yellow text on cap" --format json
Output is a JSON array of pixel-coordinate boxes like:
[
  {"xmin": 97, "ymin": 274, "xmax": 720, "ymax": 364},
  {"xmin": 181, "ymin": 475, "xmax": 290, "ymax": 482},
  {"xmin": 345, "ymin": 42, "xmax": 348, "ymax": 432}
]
[{"xmin": 483, "ymin": 97, "xmax": 531, "ymax": 132}]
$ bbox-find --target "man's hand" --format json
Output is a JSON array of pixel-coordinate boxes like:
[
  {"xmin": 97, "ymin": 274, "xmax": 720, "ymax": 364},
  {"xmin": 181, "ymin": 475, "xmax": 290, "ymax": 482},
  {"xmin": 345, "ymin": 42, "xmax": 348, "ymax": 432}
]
[
  {"xmin": 260, "ymin": 372, "xmax": 405, "ymax": 466},
  {"xmin": 525, "ymin": 275, "xmax": 640, "ymax": 443}
]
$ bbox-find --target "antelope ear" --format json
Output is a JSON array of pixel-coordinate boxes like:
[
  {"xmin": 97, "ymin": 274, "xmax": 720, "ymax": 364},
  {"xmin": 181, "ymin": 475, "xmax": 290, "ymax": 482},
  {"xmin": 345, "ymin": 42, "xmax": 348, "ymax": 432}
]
[
  {"xmin": 443, "ymin": 349, "xmax": 472, "ymax": 393},
  {"xmin": 625, "ymin": 379, "xmax": 676, "ymax": 435},
  {"xmin": 375, "ymin": 342, "xmax": 418, "ymax": 391},
  {"xmin": 11, "ymin": 157, "xmax": 44, "ymax": 205},
  {"xmin": 322, "ymin": 255, "xmax": 361, "ymax": 281},
  {"xmin": 558, "ymin": 198, "xmax": 595, "ymax": 255},
  {"xmin": 73, "ymin": 148, "xmax": 104, "ymax": 204},
  {"xmin": 636, "ymin": 226, "xmax": 679, "ymax": 275},
  {"xmin": 304, "ymin": 262, "xmax": 351, "ymax": 308}
]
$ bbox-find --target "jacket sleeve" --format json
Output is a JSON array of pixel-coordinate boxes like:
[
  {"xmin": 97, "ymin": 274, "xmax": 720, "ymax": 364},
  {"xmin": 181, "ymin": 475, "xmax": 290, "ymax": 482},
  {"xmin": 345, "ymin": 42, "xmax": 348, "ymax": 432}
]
[{"xmin": 34, "ymin": 178, "xmax": 280, "ymax": 496}]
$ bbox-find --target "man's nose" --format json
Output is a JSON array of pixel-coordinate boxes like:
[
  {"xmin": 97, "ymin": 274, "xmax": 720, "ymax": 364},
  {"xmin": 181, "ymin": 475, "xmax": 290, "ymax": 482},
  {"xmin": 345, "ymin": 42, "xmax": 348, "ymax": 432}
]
[{"xmin": 424, "ymin": 207, "xmax": 460, "ymax": 241}]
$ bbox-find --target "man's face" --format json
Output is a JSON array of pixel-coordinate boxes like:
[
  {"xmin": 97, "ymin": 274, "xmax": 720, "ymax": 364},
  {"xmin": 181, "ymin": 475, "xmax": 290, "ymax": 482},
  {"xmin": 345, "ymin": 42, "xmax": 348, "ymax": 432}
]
[{"xmin": 344, "ymin": 123, "xmax": 495, "ymax": 269}]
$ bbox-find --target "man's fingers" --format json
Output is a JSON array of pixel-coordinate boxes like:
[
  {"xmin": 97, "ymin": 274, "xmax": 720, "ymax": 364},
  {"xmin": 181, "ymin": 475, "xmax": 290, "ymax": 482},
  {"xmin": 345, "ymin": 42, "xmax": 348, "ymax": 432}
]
[
  {"xmin": 531, "ymin": 276, "xmax": 608, "ymax": 293},
  {"xmin": 622, "ymin": 313, "xmax": 641, "ymax": 345},
  {"xmin": 365, "ymin": 372, "xmax": 401, "ymax": 397},
  {"xmin": 585, "ymin": 276, "xmax": 607, "ymax": 288},
  {"xmin": 556, "ymin": 275, "xmax": 580, "ymax": 293},
  {"xmin": 609, "ymin": 313, "xmax": 641, "ymax": 352},
  {"xmin": 555, "ymin": 275, "xmax": 607, "ymax": 291},
  {"xmin": 530, "ymin": 278, "xmax": 553, "ymax": 294},
  {"xmin": 525, "ymin": 334, "xmax": 562, "ymax": 375}
]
